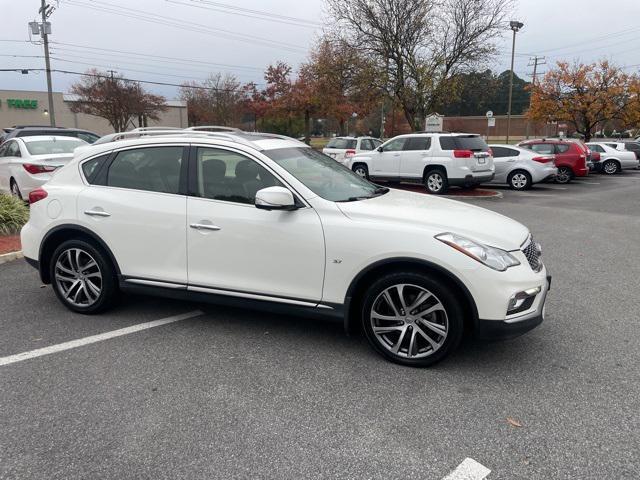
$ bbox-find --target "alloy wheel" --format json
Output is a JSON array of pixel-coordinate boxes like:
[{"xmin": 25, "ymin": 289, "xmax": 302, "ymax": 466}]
[
  {"xmin": 354, "ymin": 166, "xmax": 367, "ymax": 178},
  {"xmin": 511, "ymin": 173, "xmax": 529, "ymax": 189},
  {"xmin": 427, "ymin": 173, "xmax": 444, "ymax": 192},
  {"xmin": 54, "ymin": 248, "xmax": 103, "ymax": 307},
  {"xmin": 556, "ymin": 167, "xmax": 571, "ymax": 184},
  {"xmin": 603, "ymin": 161, "xmax": 618, "ymax": 174},
  {"xmin": 369, "ymin": 283, "xmax": 448, "ymax": 359}
]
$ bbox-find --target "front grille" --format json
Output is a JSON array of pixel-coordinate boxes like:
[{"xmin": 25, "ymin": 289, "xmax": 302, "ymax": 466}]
[{"xmin": 522, "ymin": 236, "xmax": 543, "ymax": 272}]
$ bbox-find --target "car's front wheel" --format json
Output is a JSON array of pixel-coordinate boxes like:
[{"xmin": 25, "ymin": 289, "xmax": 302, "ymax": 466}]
[
  {"xmin": 555, "ymin": 166, "xmax": 573, "ymax": 184},
  {"xmin": 361, "ymin": 272, "xmax": 464, "ymax": 367},
  {"xmin": 50, "ymin": 239, "xmax": 119, "ymax": 314}
]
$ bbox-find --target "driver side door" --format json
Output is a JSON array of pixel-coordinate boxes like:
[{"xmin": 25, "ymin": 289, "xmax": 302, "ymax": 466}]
[
  {"xmin": 186, "ymin": 146, "xmax": 325, "ymax": 303},
  {"xmin": 372, "ymin": 137, "xmax": 406, "ymax": 177}
]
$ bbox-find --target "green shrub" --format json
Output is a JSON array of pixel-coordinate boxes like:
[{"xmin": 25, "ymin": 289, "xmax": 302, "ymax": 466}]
[{"xmin": 0, "ymin": 194, "xmax": 29, "ymax": 235}]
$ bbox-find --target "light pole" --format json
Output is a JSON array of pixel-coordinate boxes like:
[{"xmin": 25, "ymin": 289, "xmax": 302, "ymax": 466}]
[{"xmin": 506, "ymin": 20, "xmax": 523, "ymax": 144}]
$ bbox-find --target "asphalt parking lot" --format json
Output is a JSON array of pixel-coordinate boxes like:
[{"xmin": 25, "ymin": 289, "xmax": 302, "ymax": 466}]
[{"xmin": 1, "ymin": 170, "xmax": 639, "ymax": 480}]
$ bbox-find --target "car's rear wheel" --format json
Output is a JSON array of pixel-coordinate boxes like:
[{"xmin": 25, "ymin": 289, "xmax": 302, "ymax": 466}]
[
  {"xmin": 508, "ymin": 170, "xmax": 532, "ymax": 190},
  {"xmin": 602, "ymin": 159, "xmax": 619, "ymax": 175},
  {"xmin": 424, "ymin": 169, "xmax": 448, "ymax": 194},
  {"xmin": 10, "ymin": 179, "xmax": 23, "ymax": 201},
  {"xmin": 361, "ymin": 272, "xmax": 464, "ymax": 367},
  {"xmin": 555, "ymin": 166, "xmax": 573, "ymax": 184},
  {"xmin": 352, "ymin": 163, "xmax": 369, "ymax": 179},
  {"xmin": 50, "ymin": 239, "xmax": 119, "ymax": 314}
]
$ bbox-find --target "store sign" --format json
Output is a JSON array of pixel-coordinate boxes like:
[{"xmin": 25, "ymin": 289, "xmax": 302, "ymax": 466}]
[
  {"xmin": 4, "ymin": 99, "xmax": 39, "ymax": 109},
  {"xmin": 424, "ymin": 113, "xmax": 443, "ymax": 132}
]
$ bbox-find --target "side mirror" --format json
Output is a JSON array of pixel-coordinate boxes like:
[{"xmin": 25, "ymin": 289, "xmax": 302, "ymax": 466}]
[
  {"xmin": 255, "ymin": 186, "xmax": 297, "ymax": 211},
  {"xmin": 377, "ymin": 146, "xmax": 383, "ymax": 152}
]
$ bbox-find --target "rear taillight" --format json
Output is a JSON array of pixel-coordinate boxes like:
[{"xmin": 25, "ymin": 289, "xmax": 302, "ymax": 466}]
[
  {"xmin": 28, "ymin": 187, "xmax": 48, "ymax": 204},
  {"xmin": 23, "ymin": 163, "xmax": 57, "ymax": 175},
  {"xmin": 487, "ymin": 148, "xmax": 493, "ymax": 156},
  {"xmin": 453, "ymin": 149, "xmax": 474, "ymax": 158},
  {"xmin": 532, "ymin": 156, "xmax": 554, "ymax": 163},
  {"xmin": 345, "ymin": 149, "xmax": 356, "ymax": 157},
  {"xmin": 591, "ymin": 152, "xmax": 601, "ymax": 162}
]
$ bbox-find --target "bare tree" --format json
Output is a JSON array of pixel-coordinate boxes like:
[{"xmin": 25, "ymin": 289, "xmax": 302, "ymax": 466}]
[
  {"xmin": 326, "ymin": 0, "xmax": 512, "ymax": 130},
  {"xmin": 69, "ymin": 69, "xmax": 166, "ymax": 132},
  {"xmin": 180, "ymin": 73, "xmax": 245, "ymax": 126}
]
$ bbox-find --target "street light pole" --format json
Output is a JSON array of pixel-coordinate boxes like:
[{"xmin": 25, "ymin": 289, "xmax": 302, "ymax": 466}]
[
  {"xmin": 506, "ymin": 20, "xmax": 523, "ymax": 144},
  {"xmin": 40, "ymin": 0, "xmax": 56, "ymax": 127}
]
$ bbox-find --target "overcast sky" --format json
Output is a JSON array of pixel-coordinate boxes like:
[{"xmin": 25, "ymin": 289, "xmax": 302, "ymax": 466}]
[{"xmin": 2, "ymin": 0, "xmax": 640, "ymax": 100}]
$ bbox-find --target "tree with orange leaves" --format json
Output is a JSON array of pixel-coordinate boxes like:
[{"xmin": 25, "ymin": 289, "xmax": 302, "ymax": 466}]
[{"xmin": 528, "ymin": 60, "xmax": 638, "ymax": 141}]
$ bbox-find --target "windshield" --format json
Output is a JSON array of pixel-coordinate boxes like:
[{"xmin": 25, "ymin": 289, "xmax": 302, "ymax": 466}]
[
  {"xmin": 264, "ymin": 147, "xmax": 387, "ymax": 202},
  {"xmin": 25, "ymin": 138, "xmax": 85, "ymax": 155},
  {"xmin": 326, "ymin": 138, "xmax": 357, "ymax": 149}
]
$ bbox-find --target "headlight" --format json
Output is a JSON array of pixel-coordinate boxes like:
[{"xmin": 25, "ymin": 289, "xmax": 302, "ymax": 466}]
[{"xmin": 435, "ymin": 232, "xmax": 520, "ymax": 271}]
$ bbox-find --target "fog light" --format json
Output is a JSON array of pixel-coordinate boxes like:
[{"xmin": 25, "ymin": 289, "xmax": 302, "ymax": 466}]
[{"xmin": 507, "ymin": 286, "xmax": 541, "ymax": 314}]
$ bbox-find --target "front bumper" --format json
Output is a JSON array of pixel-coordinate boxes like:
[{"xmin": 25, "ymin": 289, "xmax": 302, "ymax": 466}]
[{"xmin": 476, "ymin": 275, "xmax": 551, "ymax": 340}]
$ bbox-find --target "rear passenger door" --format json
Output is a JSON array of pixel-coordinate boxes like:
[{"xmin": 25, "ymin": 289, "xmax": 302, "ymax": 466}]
[
  {"xmin": 491, "ymin": 146, "xmax": 519, "ymax": 182},
  {"xmin": 77, "ymin": 144, "xmax": 188, "ymax": 285},
  {"xmin": 400, "ymin": 137, "xmax": 431, "ymax": 178},
  {"xmin": 186, "ymin": 145, "xmax": 325, "ymax": 302}
]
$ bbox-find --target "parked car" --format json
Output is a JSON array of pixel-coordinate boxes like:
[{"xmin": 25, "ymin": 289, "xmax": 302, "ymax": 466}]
[
  {"xmin": 518, "ymin": 138, "xmax": 589, "ymax": 184},
  {"xmin": 585, "ymin": 142, "xmax": 639, "ymax": 174},
  {"xmin": 488, "ymin": 144, "xmax": 557, "ymax": 190},
  {"xmin": 0, "ymin": 136, "xmax": 87, "ymax": 200},
  {"xmin": 20, "ymin": 131, "xmax": 549, "ymax": 367},
  {"xmin": 322, "ymin": 136, "xmax": 382, "ymax": 164},
  {"xmin": 602, "ymin": 141, "xmax": 640, "ymax": 161},
  {"xmin": 347, "ymin": 133, "xmax": 494, "ymax": 194},
  {"xmin": 1, "ymin": 126, "xmax": 100, "ymax": 144}
]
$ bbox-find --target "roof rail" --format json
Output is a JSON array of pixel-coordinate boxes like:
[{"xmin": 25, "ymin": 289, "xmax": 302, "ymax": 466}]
[
  {"xmin": 92, "ymin": 129, "xmax": 259, "ymax": 149},
  {"xmin": 185, "ymin": 125, "xmax": 242, "ymax": 132},
  {"xmin": 130, "ymin": 126, "xmax": 182, "ymax": 132}
]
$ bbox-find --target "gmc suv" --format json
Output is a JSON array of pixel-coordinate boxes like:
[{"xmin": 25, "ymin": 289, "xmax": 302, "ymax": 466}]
[{"xmin": 347, "ymin": 133, "xmax": 495, "ymax": 194}]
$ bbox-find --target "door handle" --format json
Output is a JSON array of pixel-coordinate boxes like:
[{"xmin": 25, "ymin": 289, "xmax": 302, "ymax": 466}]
[
  {"xmin": 84, "ymin": 210, "xmax": 111, "ymax": 217},
  {"xmin": 190, "ymin": 223, "xmax": 221, "ymax": 231}
]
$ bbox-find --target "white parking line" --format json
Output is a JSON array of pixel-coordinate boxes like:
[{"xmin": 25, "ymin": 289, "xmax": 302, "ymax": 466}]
[
  {"xmin": 0, "ymin": 310, "xmax": 203, "ymax": 367},
  {"xmin": 441, "ymin": 458, "xmax": 491, "ymax": 480},
  {"xmin": 573, "ymin": 181, "xmax": 600, "ymax": 185}
]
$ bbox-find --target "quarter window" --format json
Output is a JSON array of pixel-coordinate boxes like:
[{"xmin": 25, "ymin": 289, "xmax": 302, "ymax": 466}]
[
  {"xmin": 82, "ymin": 154, "xmax": 110, "ymax": 184},
  {"xmin": 195, "ymin": 147, "xmax": 283, "ymax": 205},
  {"xmin": 6, "ymin": 142, "xmax": 21, "ymax": 157},
  {"xmin": 107, "ymin": 146, "xmax": 183, "ymax": 194}
]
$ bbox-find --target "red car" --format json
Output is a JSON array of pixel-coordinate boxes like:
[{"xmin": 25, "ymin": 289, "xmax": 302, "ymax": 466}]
[{"xmin": 518, "ymin": 139, "xmax": 590, "ymax": 184}]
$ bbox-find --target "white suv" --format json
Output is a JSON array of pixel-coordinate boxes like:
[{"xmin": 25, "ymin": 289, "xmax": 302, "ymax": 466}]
[
  {"xmin": 347, "ymin": 133, "xmax": 495, "ymax": 194},
  {"xmin": 322, "ymin": 136, "xmax": 382, "ymax": 164},
  {"xmin": 21, "ymin": 131, "xmax": 549, "ymax": 367}
]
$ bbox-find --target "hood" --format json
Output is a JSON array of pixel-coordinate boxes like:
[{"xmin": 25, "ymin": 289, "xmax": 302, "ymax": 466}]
[{"xmin": 337, "ymin": 188, "xmax": 529, "ymax": 251}]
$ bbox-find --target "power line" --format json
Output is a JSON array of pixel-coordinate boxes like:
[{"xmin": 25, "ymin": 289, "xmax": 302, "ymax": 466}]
[
  {"xmin": 165, "ymin": 0, "xmax": 321, "ymax": 28},
  {"xmin": 59, "ymin": 0, "xmax": 307, "ymax": 54}
]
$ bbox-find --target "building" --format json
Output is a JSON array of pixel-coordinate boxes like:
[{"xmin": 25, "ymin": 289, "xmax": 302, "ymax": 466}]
[
  {"xmin": 0, "ymin": 89, "xmax": 188, "ymax": 135},
  {"xmin": 443, "ymin": 114, "xmax": 563, "ymax": 140}
]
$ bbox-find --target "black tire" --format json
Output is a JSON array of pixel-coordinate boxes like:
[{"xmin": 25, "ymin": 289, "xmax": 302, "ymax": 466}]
[
  {"xmin": 49, "ymin": 239, "xmax": 119, "ymax": 314},
  {"xmin": 10, "ymin": 178, "xmax": 23, "ymax": 201},
  {"xmin": 424, "ymin": 169, "xmax": 448, "ymax": 194},
  {"xmin": 602, "ymin": 159, "xmax": 619, "ymax": 175},
  {"xmin": 508, "ymin": 170, "xmax": 532, "ymax": 190},
  {"xmin": 352, "ymin": 163, "xmax": 369, "ymax": 179},
  {"xmin": 555, "ymin": 166, "xmax": 573, "ymax": 184},
  {"xmin": 361, "ymin": 271, "xmax": 464, "ymax": 367}
]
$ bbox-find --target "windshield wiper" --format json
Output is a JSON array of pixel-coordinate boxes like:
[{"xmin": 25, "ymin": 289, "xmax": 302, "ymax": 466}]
[{"xmin": 339, "ymin": 187, "xmax": 390, "ymax": 202}]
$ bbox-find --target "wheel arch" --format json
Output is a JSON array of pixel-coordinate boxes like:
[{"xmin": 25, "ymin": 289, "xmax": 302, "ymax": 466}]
[
  {"xmin": 38, "ymin": 224, "xmax": 121, "ymax": 284},
  {"xmin": 422, "ymin": 164, "xmax": 447, "ymax": 180},
  {"xmin": 343, "ymin": 257, "xmax": 478, "ymax": 336}
]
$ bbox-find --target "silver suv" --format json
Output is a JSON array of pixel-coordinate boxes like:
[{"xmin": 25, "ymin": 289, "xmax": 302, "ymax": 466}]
[{"xmin": 346, "ymin": 133, "xmax": 495, "ymax": 194}]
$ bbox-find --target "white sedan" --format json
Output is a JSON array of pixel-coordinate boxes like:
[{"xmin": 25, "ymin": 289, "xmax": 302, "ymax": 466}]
[
  {"xmin": 0, "ymin": 136, "xmax": 87, "ymax": 200},
  {"xmin": 488, "ymin": 144, "xmax": 557, "ymax": 190},
  {"xmin": 585, "ymin": 142, "xmax": 639, "ymax": 174}
]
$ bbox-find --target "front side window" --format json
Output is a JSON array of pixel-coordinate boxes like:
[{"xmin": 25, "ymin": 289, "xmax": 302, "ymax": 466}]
[
  {"xmin": 382, "ymin": 137, "xmax": 407, "ymax": 152},
  {"xmin": 24, "ymin": 139, "xmax": 85, "ymax": 155},
  {"xmin": 107, "ymin": 146, "xmax": 183, "ymax": 194},
  {"xmin": 264, "ymin": 147, "xmax": 386, "ymax": 202},
  {"xmin": 195, "ymin": 147, "xmax": 283, "ymax": 205}
]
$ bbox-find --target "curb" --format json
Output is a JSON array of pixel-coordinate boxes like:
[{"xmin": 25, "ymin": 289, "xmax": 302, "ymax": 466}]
[
  {"xmin": 0, "ymin": 251, "xmax": 23, "ymax": 265},
  {"xmin": 444, "ymin": 190, "xmax": 503, "ymax": 199}
]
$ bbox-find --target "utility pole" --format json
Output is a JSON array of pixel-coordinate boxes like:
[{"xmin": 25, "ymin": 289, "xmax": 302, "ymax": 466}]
[
  {"xmin": 39, "ymin": 0, "xmax": 56, "ymax": 126},
  {"xmin": 506, "ymin": 20, "xmax": 524, "ymax": 144},
  {"xmin": 525, "ymin": 56, "xmax": 546, "ymax": 139}
]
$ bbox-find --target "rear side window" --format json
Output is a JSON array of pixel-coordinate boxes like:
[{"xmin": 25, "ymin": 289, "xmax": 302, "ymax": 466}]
[
  {"xmin": 556, "ymin": 144, "xmax": 570, "ymax": 153},
  {"xmin": 359, "ymin": 139, "xmax": 373, "ymax": 151},
  {"xmin": 326, "ymin": 138, "xmax": 357, "ymax": 149},
  {"xmin": 107, "ymin": 146, "xmax": 184, "ymax": 194},
  {"xmin": 404, "ymin": 137, "xmax": 431, "ymax": 151},
  {"xmin": 82, "ymin": 154, "xmax": 110, "ymax": 184},
  {"xmin": 625, "ymin": 143, "xmax": 639, "ymax": 151},
  {"xmin": 588, "ymin": 144, "xmax": 604, "ymax": 153},
  {"xmin": 491, "ymin": 146, "xmax": 519, "ymax": 157},
  {"xmin": 530, "ymin": 143, "xmax": 555, "ymax": 155},
  {"xmin": 77, "ymin": 132, "xmax": 100, "ymax": 144},
  {"xmin": 439, "ymin": 136, "xmax": 488, "ymax": 151}
]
